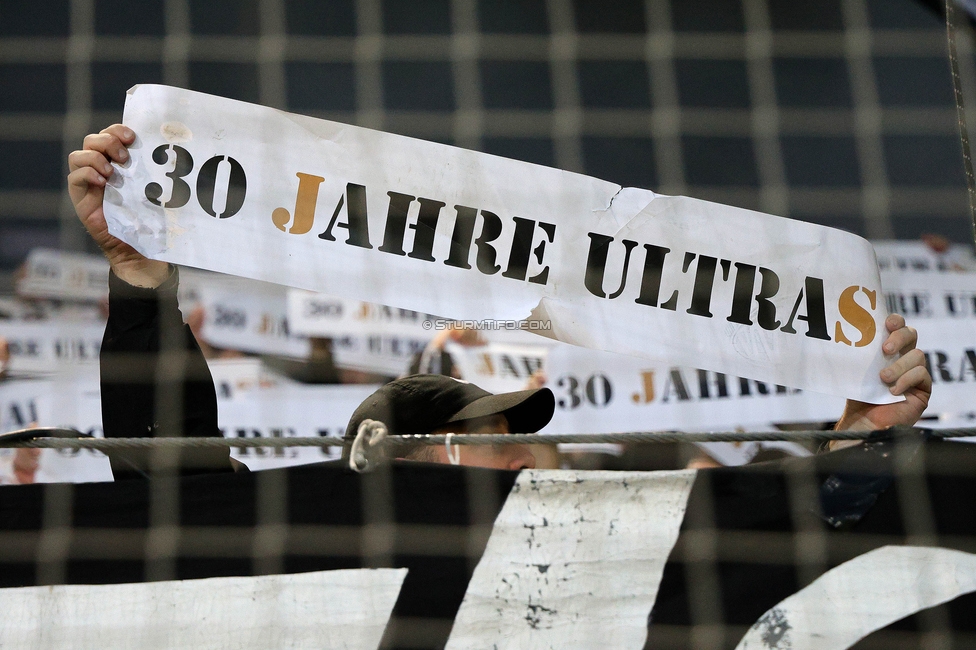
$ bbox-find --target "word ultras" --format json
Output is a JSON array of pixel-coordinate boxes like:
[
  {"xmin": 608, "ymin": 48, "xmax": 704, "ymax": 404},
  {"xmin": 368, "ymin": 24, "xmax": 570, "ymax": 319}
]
[{"xmin": 144, "ymin": 146, "xmax": 878, "ymax": 349}]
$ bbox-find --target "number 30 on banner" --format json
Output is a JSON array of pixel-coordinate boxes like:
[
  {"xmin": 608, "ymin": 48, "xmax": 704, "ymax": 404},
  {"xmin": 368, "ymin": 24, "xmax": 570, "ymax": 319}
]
[
  {"xmin": 555, "ymin": 374, "xmax": 613, "ymax": 410},
  {"xmin": 144, "ymin": 144, "xmax": 247, "ymax": 219}
]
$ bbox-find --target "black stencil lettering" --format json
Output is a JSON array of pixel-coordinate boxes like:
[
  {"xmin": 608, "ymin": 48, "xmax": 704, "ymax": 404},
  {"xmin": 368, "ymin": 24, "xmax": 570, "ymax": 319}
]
[
  {"xmin": 145, "ymin": 144, "xmax": 193, "ymax": 208},
  {"xmin": 317, "ymin": 429, "xmax": 336, "ymax": 456},
  {"xmin": 8, "ymin": 401, "xmax": 39, "ymax": 427},
  {"xmin": 231, "ymin": 428, "xmax": 248, "ymax": 456},
  {"xmin": 318, "ymin": 183, "xmax": 373, "ymax": 249},
  {"xmin": 697, "ymin": 369, "xmax": 729, "ymax": 399},
  {"xmin": 585, "ymin": 375, "xmax": 613, "ymax": 407},
  {"xmin": 635, "ymin": 244, "xmax": 672, "ymax": 307},
  {"xmin": 923, "ymin": 352, "xmax": 953, "ymax": 382},
  {"xmin": 728, "ymin": 263, "xmax": 757, "ymax": 325},
  {"xmin": 780, "ymin": 277, "xmax": 830, "ymax": 340},
  {"xmin": 528, "ymin": 221, "xmax": 556, "ymax": 285},
  {"xmin": 583, "ymin": 233, "xmax": 638, "ymax": 299},
  {"xmin": 378, "ymin": 192, "xmax": 415, "ymax": 255},
  {"xmin": 755, "ymin": 268, "xmax": 781, "ymax": 330},
  {"xmin": 269, "ymin": 428, "xmax": 287, "ymax": 457},
  {"xmin": 661, "ymin": 369, "xmax": 691, "ymax": 403},
  {"xmin": 583, "ymin": 233, "xmax": 612, "ymax": 297},
  {"xmin": 961, "ymin": 350, "xmax": 976, "ymax": 382},
  {"xmin": 557, "ymin": 375, "xmax": 583, "ymax": 409},
  {"xmin": 687, "ymin": 255, "xmax": 719, "ymax": 318},
  {"xmin": 912, "ymin": 293, "xmax": 929, "ymax": 316},
  {"xmin": 474, "ymin": 210, "xmax": 503, "ymax": 275},
  {"xmin": 445, "ymin": 205, "xmax": 478, "ymax": 269},
  {"xmin": 886, "ymin": 292, "xmax": 902, "ymax": 315},
  {"xmin": 407, "ymin": 198, "xmax": 446, "ymax": 262},
  {"xmin": 738, "ymin": 376, "xmax": 751, "ymax": 396},
  {"xmin": 195, "ymin": 155, "xmax": 247, "ymax": 218},
  {"xmin": 502, "ymin": 217, "xmax": 536, "ymax": 281},
  {"xmin": 500, "ymin": 355, "xmax": 521, "ymax": 377},
  {"xmin": 945, "ymin": 294, "xmax": 958, "ymax": 316},
  {"xmin": 737, "ymin": 377, "xmax": 772, "ymax": 396},
  {"xmin": 521, "ymin": 355, "xmax": 544, "ymax": 375}
]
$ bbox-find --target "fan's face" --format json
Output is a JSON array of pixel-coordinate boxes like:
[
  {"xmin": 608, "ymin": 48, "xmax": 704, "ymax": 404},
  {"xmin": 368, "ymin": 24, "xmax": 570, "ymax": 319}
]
[{"xmin": 429, "ymin": 414, "xmax": 537, "ymax": 470}]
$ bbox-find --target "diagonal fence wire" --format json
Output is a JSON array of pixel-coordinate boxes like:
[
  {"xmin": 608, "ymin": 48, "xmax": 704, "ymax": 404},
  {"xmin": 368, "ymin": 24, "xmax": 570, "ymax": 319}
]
[{"xmin": 946, "ymin": 0, "xmax": 976, "ymax": 252}]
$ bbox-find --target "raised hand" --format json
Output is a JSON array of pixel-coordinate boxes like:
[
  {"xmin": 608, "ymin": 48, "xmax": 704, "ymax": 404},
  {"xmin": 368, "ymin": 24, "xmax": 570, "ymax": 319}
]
[
  {"xmin": 67, "ymin": 125, "xmax": 170, "ymax": 288},
  {"xmin": 833, "ymin": 313, "xmax": 932, "ymax": 435}
]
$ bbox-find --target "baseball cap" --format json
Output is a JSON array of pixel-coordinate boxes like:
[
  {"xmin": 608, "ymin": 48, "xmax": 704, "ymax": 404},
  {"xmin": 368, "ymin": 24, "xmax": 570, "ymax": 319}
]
[{"xmin": 344, "ymin": 374, "xmax": 555, "ymax": 439}]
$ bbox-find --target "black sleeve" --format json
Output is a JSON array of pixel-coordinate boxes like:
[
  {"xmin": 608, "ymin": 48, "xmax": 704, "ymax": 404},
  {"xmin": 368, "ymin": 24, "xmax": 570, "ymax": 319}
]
[{"xmin": 100, "ymin": 266, "xmax": 232, "ymax": 477}]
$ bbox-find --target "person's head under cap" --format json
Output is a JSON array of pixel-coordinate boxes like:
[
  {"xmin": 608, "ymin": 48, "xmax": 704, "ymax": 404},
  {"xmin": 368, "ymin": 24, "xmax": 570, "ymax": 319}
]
[{"xmin": 345, "ymin": 374, "xmax": 555, "ymax": 470}]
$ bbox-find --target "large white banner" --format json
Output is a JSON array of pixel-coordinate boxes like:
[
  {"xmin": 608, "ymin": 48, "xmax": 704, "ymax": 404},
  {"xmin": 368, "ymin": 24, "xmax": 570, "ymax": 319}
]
[
  {"xmin": 914, "ymin": 319, "xmax": 976, "ymax": 417},
  {"xmin": 200, "ymin": 279, "xmax": 429, "ymax": 377},
  {"xmin": 219, "ymin": 383, "xmax": 378, "ymax": 469},
  {"xmin": 542, "ymin": 345, "xmax": 847, "ymax": 433},
  {"xmin": 446, "ymin": 325, "xmax": 974, "ymax": 433},
  {"xmin": 445, "ymin": 340, "xmax": 549, "ymax": 394},
  {"xmin": 447, "ymin": 469, "xmax": 696, "ymax": 649},
  {"xmin": 882, "ymin": 269, "xmax": 976, "ymax": 320},
  {"xmin": 331, "ymin": 333, "xmax": 428, "ymax": 376},
  {"xmin": 0, "ymin": 321, "xmax": 104, "ymax": 375},
  {"xmin": 443, "ymin": 340, "xmax": 844, "ymax": 432},
  {"xmin": 288, "ymin": 289, "xmax": 440, "ymax": 338},
  {"xmin": 199, "ymin": 282, "xmax": 310, "ymax": 358},
  {"xmin": 0, "ymin": 372, "xmax": 113, "ymax": 484},
  {"xmin": 2, "ymin": 317, "xmax": 965, "ymax": 480},
  {"xmin": 105, "ymin": 85, "xmax": 896, "ymax": 404},
  {"xmin": 14, "ymin": 248, "xmax": 109, "ymax": 302},
  {"xmin": 0, "ymin": 569, "xmax": 407, "ymax": 650},
  {"xmin": 0, "ymin": 370, "xmax": 379, "ymax": 479},
  {"xmin": 737, "ymin": 546, "xmax": 976, "ymax": 650},
  {"xmin": 207, "ymin": 356, "xmax": 285, "ymax": 399}
]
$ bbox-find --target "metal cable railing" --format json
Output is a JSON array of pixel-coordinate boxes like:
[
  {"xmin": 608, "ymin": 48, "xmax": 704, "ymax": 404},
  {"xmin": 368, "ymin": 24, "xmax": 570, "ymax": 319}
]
[{"xmin": 1, "ymin": 425, "xmax": 973, "ymax": 450}]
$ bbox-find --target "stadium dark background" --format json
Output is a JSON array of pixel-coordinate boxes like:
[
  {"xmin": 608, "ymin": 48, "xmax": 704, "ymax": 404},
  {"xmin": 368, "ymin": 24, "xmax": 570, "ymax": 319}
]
[{"xmin": 0, "ymin": 0, "xmax": 972, "ymax": 290}]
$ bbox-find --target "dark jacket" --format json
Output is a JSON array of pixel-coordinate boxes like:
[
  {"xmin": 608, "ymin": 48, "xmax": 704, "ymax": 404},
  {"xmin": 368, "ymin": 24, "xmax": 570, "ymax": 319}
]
[{"xmin": 100, "ymin": 266, "xmax": 233, "ymax": 479}]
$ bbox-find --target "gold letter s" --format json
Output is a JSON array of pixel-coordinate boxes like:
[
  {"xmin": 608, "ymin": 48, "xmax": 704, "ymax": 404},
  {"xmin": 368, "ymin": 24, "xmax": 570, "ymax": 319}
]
[{"xmin": 834, "ymin": 285, "xmax": 877, "ymax": 347}]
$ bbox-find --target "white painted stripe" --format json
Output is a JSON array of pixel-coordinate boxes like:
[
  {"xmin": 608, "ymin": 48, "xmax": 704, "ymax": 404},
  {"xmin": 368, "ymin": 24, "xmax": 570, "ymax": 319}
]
[
  {"xmin": 736, "ymin": 546, "xmax": 976, "ymax": 650},
  {"xmin": 0, "ymin": 568, "xmax": 407, "ymax": 650},
  {"xmin": 446, "ymin": 469, "xmax": 696, "ymax": 650}
]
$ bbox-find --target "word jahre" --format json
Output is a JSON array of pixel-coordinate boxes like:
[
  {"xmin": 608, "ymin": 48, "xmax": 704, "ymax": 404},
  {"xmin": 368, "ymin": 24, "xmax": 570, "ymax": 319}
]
[{"xmin": 272, "ymin": 172, "xmax": 557, "ymax": 285}]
